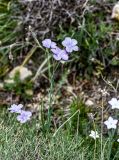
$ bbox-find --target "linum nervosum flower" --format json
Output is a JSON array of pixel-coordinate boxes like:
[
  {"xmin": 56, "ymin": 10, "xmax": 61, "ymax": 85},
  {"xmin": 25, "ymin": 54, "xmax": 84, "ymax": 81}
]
[
  {"xmin": 108, "ymin": 98, "xmax": 119, "ymax": 109},
  {"xmin": 62, "ymin": 37, "xmax": 79, "ymax": 53},
  {"xmin": 42, "ymin": 37, "xmax": 79, "ymax": 61},
  {"xmin": 8, "ymin": 104, "xmax": 32, "ymax": 123},
  {"xmin": 8, "ymin": 104, "xmax": 23, "ymax": 113},
  {"xmin": 104, "ymin": 116, "xmax": 118, "ymax": 129},
  {"xmin": 51, "ymin": 47, "xmax": 68, "ymax": 61},
  {"xmin": 42, "ymin": 39, "xmax": 56, "ymax": 49},
  {"xmin": 89, "ymin": 130, "xmax": 99, "ymax": 140},
  {"xmin": 17, "ymin": 110, "xmax": 32, "ymax": 123}
]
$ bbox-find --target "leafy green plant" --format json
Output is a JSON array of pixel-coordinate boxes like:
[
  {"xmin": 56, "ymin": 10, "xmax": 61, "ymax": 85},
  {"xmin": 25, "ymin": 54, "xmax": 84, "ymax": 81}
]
[
  {"xmin": 69, "ymin": 99, "xmax": 91, "ymax": 136},
  {"xmin": 57, "ymin": 0, "xmax": 119, "ymax": 77},
  {"xmin": 0, "ymin": 0, "xmax": 21, "ymax": 77}
]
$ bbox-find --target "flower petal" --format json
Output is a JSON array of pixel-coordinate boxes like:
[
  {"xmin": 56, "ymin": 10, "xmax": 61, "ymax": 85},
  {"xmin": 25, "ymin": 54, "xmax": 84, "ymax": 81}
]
[
  {"xmin": 66, "ymin": 46, "xmax": 73, "ymax": 53},
  {"xmin": 53, "ymin": 54, "xmax": 61, "ymax": 61},
  {"xmin": 73, "ymin": 46, "xmax": 79, "ymax": 51},
  {"xmin": 51, "ymin": 47, "xmax": 61, "ymax": 54},
  {"xmin": 51, "ymin": 42, "xmax": 57, "ymax": 48},
  {"xmin": 42, "ymin": 39, "xmax": 51, "ymax": 48},
  {"xmin": 114, "ymin": 119, "xmax": 118, "ymax": 124},
  {"xmin": 61, "ymin": 50, "xmax": 69, "ymax": 61},
  {"xmin": 62, "ymin": 37, "xmax": 71, "ymax": 47},
  {"xmin": 71, "ymin": 39, "xmax": 78, "ymax": 45},
  {"xmin": 17, "ymin": 115, "xmax": 27, "ymax": 123}
]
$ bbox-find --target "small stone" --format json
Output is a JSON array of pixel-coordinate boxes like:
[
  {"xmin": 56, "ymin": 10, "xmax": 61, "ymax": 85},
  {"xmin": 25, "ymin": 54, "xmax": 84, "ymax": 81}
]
[
  {"xmin": 9, "ymin": 66, "xmax": 32, "ymax": 81},
  {"xmin": 0, "ymin": 83, "xmax": 4, "ymax": 89},
  {"xmin": 111, "ymin": 2, "xmax": 119, "ymax": 21},
  {"xmin": 85, "ymin": 99, "xmax": 94, "ymax": 106},
  {"xmin": 67, "ymin": 86, "xmax": 73, "ymax": 93},
  {"xmin": 25, "ymin": 89, "xmax": 33, "ymax": 96},
  {"xmin": 4, "ymin": 79, "xmax": 14, "ymax": 84}
]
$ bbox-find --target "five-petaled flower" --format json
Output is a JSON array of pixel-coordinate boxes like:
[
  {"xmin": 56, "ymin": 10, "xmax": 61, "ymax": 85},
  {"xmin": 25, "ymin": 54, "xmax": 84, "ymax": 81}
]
[
  {"xmin": 8, "ymin": 104, "xmax": 23, "ymax": 113},
  {"xmin": 51, "ymin": 47, "xmax": 68, "ymax": 61},
  {"xmin": 108, "ymin": 98, "xmax": 119, "ymax": 109},
  {"xmin": 62, "ymin": 37, "xmax": 79, "ymax": 53},
  {"xmin": 17, "ymin": 110, "xmax": 32, "ymax": 123},
  {"xmin": 89, "ymin": 130, "xmax": 99, "ymax": 140},
  {"xmin": 42, "ymin": 39, "xmax": 56, "ymax": 49},
  {"xmin": 8, "ymin": 104, "xmax": 32, "ymax": 123},
  {"xmin": 42, "ymin": 37, "xmax": 79, "ymax": 61},
  {"xmin": 104, "ymin": 116, "xmax": 118, "ymax": 129}
]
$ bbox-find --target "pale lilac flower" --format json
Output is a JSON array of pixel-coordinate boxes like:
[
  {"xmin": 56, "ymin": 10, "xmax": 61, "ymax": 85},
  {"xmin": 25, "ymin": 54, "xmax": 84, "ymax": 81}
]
[
  {"xmin": 108, "ymin": 98, "xmax": 119, "ymax": 109},
  {"xmin": 104, "ymin": 116, "xmax": 118, "ymax": 129},
  {"xmin": 89, "ymin": 130, "xmax": 99, "ymax": 139},
  {"xmin": 62, "ymin": 37, "xmax": 79, "ymax": 53},
  {"xmin": 42, "ymin": 39, "xmax": 56, "ymax": 49},
  {"xmin": 17, "ymin": 110, "xmax": 32, "ymax": 123},
  {"xmin": 8, "ymin": 104, "xmax": 23, "ymax": 113},
  {"xmin": 51, "ymin": 47, "xmax": 68, "ymax": 61}
]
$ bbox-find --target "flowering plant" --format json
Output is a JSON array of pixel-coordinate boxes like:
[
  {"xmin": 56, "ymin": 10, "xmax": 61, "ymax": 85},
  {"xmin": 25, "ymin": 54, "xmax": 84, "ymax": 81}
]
[
  {"xmin": 8, "ymin": 104, "xmax": 32, "ymax": 123},
  {"xmin": 42, "ymin": 37, "xmax": 79, "ymax": 61}
]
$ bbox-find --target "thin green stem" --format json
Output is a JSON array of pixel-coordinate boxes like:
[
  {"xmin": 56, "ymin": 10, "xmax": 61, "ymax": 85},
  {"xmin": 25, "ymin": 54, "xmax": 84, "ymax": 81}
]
[
  {"xmin": 53, "ymin": 109, "xmax": 80, "ymax": 137},
  {"xmin": 47, "ymin": 52, "xmax": 60, "ymax": 131},
  {"xmin": 101, "ymin": 97, "xmax": 104, "ymax": 160},
  {"xmin": 92, "ymin": 119, "xmax": 97, "ymax": 160}
]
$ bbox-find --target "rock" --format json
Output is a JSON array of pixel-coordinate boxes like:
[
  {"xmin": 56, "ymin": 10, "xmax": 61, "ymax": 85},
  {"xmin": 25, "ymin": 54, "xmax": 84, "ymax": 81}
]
[
  {"xmin": 85, "ymin": 99, "xmax": 94, "ymax": 106},
  {"xmin": 0, "ymin": 83, "xmax": 4, "ymax": 89},
  {"xmin": 9, "ymin": 66, "xmax": 32, "ymax": 81},
  {"xmin": 4, "ymin": 79, "xmax": 14, "ymax": 84},
  {"xmin": 111, "ymin": 2, "xmax": 119, "ymax": 21},
  {"xmin": 25, "ymin": 89, "xmax": 33, "ymax": 96}
]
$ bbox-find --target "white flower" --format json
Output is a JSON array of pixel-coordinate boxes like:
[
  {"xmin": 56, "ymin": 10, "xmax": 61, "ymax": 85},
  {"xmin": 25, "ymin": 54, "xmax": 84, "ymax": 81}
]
[
  {"xmin": 117, "ymin": 139, "xmax": 119, "ymax": 142},
  {"xmin": 89, "ymin": 130, "xmax": 99, "ymax": 140},
  {"xmin": 108, "ymin": 98, "xmax": 119, "ymax": 109},
  {"xmin": 100, "ymin": 88, "xmax": 109, "ymax": 96},
  {"xmin": 104, "ymin": 117, "xmax": 118, "ymax": 129}
]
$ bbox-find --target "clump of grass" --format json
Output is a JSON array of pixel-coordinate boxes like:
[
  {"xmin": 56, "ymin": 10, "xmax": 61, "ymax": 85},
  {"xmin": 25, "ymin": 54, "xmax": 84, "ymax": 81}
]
[
  {"xmin": 0, "ymin": 0, "xmax": 21, "ymax": 77},
  {"xmin": 68, "ymin": 99, "xmax": 91, "ymax": 136},
  {"xmin": 1, "ymin": 107, "xmax": 119, "ymax": 160},
  {"xmin": 0, "ymin": 0, "xmax": 18, "ymax": 44}
]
